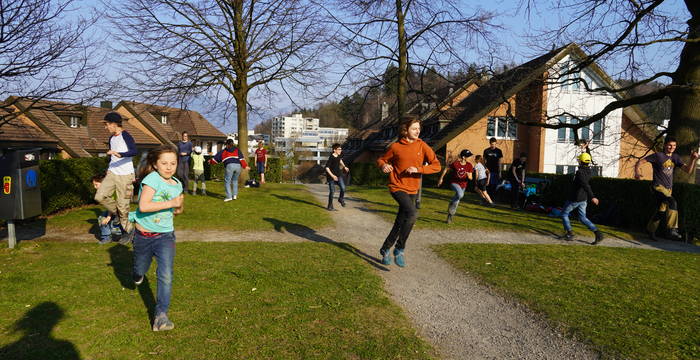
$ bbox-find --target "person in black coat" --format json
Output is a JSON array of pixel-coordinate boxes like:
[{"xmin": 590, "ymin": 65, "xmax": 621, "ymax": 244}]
[{"xmin": 560, "ymin": 153, "xmax": 604, "ymax": 245}]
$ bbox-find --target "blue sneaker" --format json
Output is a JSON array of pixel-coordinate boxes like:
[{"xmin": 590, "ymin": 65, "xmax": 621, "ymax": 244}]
[
  {"xmin": 393, "ymin": 248, "xmax": 405, "ymax": 267},
  {"xmin": 380, "ymin": 249, "xmax": 392, "ymax": 265}
]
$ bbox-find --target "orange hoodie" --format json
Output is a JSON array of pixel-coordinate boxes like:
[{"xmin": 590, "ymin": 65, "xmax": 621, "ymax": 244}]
[{"xmin": 377, "ymin": 138, "xmax": 441, "ymax": 194}]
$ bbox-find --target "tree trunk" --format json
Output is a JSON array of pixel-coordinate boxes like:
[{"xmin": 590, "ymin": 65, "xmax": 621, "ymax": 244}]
[
  {"xmin": 234, "ymin": 89, "xmax": 250, "ymax": 182},
  {"xmin": 233, "ymin": 0, "xmax": 250, "ymax": 181},
  {"xmin": 396, "ymin": 0, "xmax": 408, "ymax": 118},
  {"xmin": 669, "ymin": 1, "xmax": 700, "ymax": 183}
]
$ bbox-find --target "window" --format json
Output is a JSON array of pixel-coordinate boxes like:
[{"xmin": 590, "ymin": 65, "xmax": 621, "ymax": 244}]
[
  {"xmin": 486, "ymin": 117, "xmax": 517, "ymax": 139},
  {"xmin": 69, "ymin": 116, "xmax": 80, "ymax": 128},
  {"xmin": 160, "ymin": 114, "xmax": 168, "ymax": 124},
  {"xmin": 556, "ymin": 165, "xmax": 602, "ymax": 176},
  {"xmin": 556, "ymin": 115, "xmax": 604, "ymax": 144}
]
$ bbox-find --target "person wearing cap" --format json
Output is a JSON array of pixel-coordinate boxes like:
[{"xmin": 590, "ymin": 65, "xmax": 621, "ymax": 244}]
[
  {"xmin": 634, "ymin": 136, "xmax": 698, "ymax": 241},
  {"xmin": 560, "ymin": 152, "xmax": 604, "ymax": 244},
  {"xmin": 191, "ymin": 146, "xmax": 207, "ymax": 195},
  {"xmin": 438, "ymin": 149, "xmax": 474, "ymax": 224},
  {"xmin": 95, "ymin": 111, "xmax": 138, "ymax": 244}
]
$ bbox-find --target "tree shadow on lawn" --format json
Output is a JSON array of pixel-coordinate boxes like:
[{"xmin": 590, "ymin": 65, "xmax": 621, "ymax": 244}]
[
  {"xmin": 262, "ymin": 217, "xmax": 389, "ymax": 271},
  {"xmin": 108, "ymin": 244, "xmax": 157, "ymax": 325},
  {"xmin": 0, "ymin": 302, "xmax": 81, "ymax": 360},
  {"xmin": 271, "ymin": 194, "xmax": 326, "ymax": 209},
  {"xmin": 0, "ymin": 218, "xmax": 47, "ymax": 243}
]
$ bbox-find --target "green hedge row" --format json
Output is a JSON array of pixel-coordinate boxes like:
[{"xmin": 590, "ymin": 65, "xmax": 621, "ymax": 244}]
[
  {"xmin": 348, "ymin": 162, "xmax": 441, "ymax": 187},
  {"xmin": 206, "ymin": 157, "xmax": 283, "ymax": 183},
  {"xmin": 39, "ymin": 157, "xmax": 110, "ymax": 215}
]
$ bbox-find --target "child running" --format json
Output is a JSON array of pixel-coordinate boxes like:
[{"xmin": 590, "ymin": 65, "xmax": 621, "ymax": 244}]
[
  {"xmin": 191, "ymin": 146, "xmax": 206, "ymax": 195},
  {"xmin": 128, "ymin": 145, "xmax": 184, "ymax": 331},
  {"xmin": 437, "ymin": 149, "xmax": 473, "ymax": 224},
  {"xmin": 474, "ymin": 155, "xmax": 494, "ymax": 206},
  {"xmin": 560, "ymin": 153, "xmax": 604, "ymax": 245},
  {"xmin": 377, "ymin": 116, "xmax": 441, "ymax": 267}
]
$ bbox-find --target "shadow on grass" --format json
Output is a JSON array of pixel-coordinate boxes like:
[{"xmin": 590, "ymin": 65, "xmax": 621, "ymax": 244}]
[
  {"xmin": 0, "ymin": 218, "xmax": 47, "ymax": 244},
  {"xmin": 263, "ymin": 217, "xmax": 389, "ymax": 271},
  {"xmin": 0, "ymin": 302, "xmax": 80, "ymax": 360},
  {"xmin": 271, "ymin": 194, "xmax": 326, "ymax": 209},
  {"xmin": 108, "ymin": 244, "xmax": 157, "ymax": 325}
]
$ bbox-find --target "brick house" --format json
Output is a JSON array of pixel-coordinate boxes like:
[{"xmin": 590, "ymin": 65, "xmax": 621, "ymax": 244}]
[{"xmin": 345, "ymin": 43, "xmax": 657, "ymax": 179}]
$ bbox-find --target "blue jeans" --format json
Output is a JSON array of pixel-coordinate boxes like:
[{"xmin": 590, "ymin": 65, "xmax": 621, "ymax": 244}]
[
  {"xmin": 133, "ymin": 231, "xmax": 176, "ymax": 316},
  {"xmin": 98, "ymin": 211, "xmax": 121, "ymax": 241},
  {"xmin": 448, "ymin": 183, "xmax": 465, "ymax": 215},
  {"xmin": 561, "ymin": 201, "xmax": 598, "ymax": 232},
  {"xmin": 327, "ymin": 177, "xmax": 346, "ymax": 208},
  {"xmin": 224, "ymin": 163, "xmax": 242, "ymax": 199}
]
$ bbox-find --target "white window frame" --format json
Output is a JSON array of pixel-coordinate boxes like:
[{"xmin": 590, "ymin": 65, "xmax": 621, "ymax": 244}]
[
  {"xmin": 161, "ymin": 114, "xmax": 168, "ymax": 124},
  {"xmin": 486, "ymin": 116, "xmax": 517, "ymax": 140},
  {"xmin": 69, "ymin": 115, "xmax": 80, "ymax": 128},
  {"xmin": 557, "ymin": 116, "xmax": 605, "ymax": 144}
]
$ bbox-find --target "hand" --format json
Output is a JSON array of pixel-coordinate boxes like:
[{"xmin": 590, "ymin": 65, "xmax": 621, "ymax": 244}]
[
  {"xmin": 691, "ymin": 151, "xmax": 699, "ymax": 160},
  {"xmin": 245, "ymin": 166, "xmax": 251, "ymax": 171},
  {"xmin": 382, "ymin": 164, "xmax": 393, "ymax": 174},
  {"xmin": 170, "ymin": 194, "xmax": 184, "ymax": 208},
  {"xmin": 106, "ymin": 150, "xmax": 119, "ymax": 157},
  {"xmin": 591, "ymin": 197, "xmax": 599, "ymax": 206},
  {"xmin": 180, "ymin": 152, "xmax": 187, "ymax": 156},
  {"xmin": 437, "ymin": 179, "xmax": 443, "ymax": 187},
  {"xmin": 405, "ymin": 166, "xmax": 419, "ymax": 174},
  {"xmin": 332, "ymin": 175, "xmax": 338, "ymax": 181},
  {"xmin": 343, "ymin": 167, "xmax": 350, "ymax": 173}
]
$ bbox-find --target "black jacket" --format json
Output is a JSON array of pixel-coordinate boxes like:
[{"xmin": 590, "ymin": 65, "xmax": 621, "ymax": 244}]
[{"xmin": 568, "ymin": 165, "xmax": 595, "ymax": 202}]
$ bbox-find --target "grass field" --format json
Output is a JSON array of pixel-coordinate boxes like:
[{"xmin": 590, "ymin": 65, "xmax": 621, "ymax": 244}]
[
  {"xmin": 433, "ymin": 243, "xmax": 700, "ymax": 360},
  {"xmin": 350, "ymin": 186, "xmax": 636, "ymax": 240},
  {"xmin": 0, "ymin": 241, "xmax": 434, "ymax": 360},
  {"xmin": 44, "ymin": 182, "xmax": 332, "ymax": 233}
]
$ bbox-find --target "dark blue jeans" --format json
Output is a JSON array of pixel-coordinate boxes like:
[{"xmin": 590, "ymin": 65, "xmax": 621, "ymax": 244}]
[
  {"xmin": 381, "ymin": 191, "xmax": 418, "ymax": 251},
  {"xmin": 133, "ymin": 230, "xmax": 176, "ymax": 316},
  {"xmin": 327, "ymin": 177, "xmax": 346, "ymax": 208}
]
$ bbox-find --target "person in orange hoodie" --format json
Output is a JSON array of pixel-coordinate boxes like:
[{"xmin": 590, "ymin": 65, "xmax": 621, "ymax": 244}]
[{"xmin": 376, "ymin": 116, "xmax": 441, "ymax": 267}]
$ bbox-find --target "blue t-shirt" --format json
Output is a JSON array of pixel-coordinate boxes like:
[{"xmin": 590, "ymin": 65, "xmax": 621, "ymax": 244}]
[
  {"xmin": 130, "ymin": 171, "xmax": 183, "ymax": 233},
  {"xmin": 178, "ymin": 141, "xmax": 193, "ymax": 162}
]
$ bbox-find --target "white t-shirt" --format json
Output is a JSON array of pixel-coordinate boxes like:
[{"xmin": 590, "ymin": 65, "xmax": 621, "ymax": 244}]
[
  {"xmin": 108, "ymin": 132, "xmax": 135, "ymax": 175},
  {"xmin": 475, "ymin": 163, "xmax": 488, "ymax": 180}
]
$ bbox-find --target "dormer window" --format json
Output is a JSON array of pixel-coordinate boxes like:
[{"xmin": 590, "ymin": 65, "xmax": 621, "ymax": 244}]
[
  {"xmin": 69, "ymin": 116, "xmax": 80, "ymax": 128},
  {"xmin": 161, "ymin": 114, "xmax": 168, "ymax": 124}
]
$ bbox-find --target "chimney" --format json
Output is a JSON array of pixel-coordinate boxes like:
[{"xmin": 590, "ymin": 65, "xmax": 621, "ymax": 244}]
[
  {"xmin": 100, "ymin": 101, "xmax": 113, "ymax": 109},
  {"xmin": 381, "ymin": 102, "xmax": 389, "ymax": 121}
]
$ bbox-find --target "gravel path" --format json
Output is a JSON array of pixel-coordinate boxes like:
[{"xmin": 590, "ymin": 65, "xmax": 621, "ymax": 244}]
[{"xmin": 3, "ymin": 184, "xmax": 698, "ymax": 359}]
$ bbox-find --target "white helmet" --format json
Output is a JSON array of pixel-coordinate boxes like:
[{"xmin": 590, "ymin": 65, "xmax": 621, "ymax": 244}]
[{"xmin": 194, "ymin": 146, "xmax": 202, "ymax": 154}]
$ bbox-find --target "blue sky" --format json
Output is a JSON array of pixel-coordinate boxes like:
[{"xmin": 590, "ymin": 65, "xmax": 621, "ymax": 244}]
[{"xmin": 70, "ymin": 0, "xmax": 690, "ymax": 133}]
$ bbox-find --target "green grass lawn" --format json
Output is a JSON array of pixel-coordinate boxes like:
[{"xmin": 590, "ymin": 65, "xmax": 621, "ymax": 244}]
[
  {"xmin": 433, "ymin": 243, "xmax": 700, "ymax": 360},
  {"xmin": 0, "ymin": 241, "xmax": 434, "ymax": 360},
  {"xmin": 350, "ymin": 186, "xmax": 635, "ymax": 239},
  {"xmin": 46, "ymin": 182, "xmax": 332, "ymax": 232}
]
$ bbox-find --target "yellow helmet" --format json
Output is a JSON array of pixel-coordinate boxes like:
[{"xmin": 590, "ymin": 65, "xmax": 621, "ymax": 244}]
[{"xmin": 578, "ymin": 152, "xmax": 592, "ymax": 164}]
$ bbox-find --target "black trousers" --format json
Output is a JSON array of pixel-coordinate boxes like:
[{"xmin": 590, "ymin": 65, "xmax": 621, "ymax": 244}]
[
  {"xmin": 381, "ymin": 191, "xmax": 418, "ymax": 251},
  {"xmin": 511, "ymin": 180, "xmax": 522, "ymax": 208}
]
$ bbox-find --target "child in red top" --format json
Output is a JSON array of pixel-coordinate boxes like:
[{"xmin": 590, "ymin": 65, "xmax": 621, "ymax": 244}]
[
  {"xmin": 376, "ymin": 117, "xmax": 441, "ymax": 267},
  {"xmin": 254, "ymin": 141, "xmax": 268, "ymax": 184},
  {"xmin": 437, "ymin": 149, "xmax": 474, "ymax": 224}
]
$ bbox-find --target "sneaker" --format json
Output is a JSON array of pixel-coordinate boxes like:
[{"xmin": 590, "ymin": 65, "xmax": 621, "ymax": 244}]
[
  {"xmin": 327, "ymin": 207, "xmax": 338, "ymax": 212},
  {"xmin": 133, "ymin": 273, "xmax": 144, "ymax": 286},
  {"xmin": 223, "ymin": 198, "xmax": 233, "ymax": 202},
  {"xmin": 118, "ymin": 228, "xmax": 135, "ymax": 245},
  {"xmin": 446, "ymin": 214, "xmax": 453, "ymax": 224},
  {"xmin": 233, "ymin": 195, "xmax": 237, "ymax": 200},
  {"xmin": 152, "ymin": 313, "xmax": 174, "ymax": 331},
  {"xmin": 201, "ymin": 190, "xmax": 207, "ymax": 196},
  {"xmin": 393, "ymin": 248, "xmax": 405, "ymax": 267},
  {"xmin": 562, "ymin": 231, "xmax": 575, "ymax": 241},
  {"xmin": 592, "ymin": 231, "xmax": 604, "ymax": 245},
  {"xmin": 668, "ymin": 228, "xmax": 682, "ymax": 241},
  {"xmin": 339, "ymin": 200, "xmax": 346, "ymax": 207},
  {"xmin": 380, "ymin": 249, "xmax": 392, "ymax": 266}
]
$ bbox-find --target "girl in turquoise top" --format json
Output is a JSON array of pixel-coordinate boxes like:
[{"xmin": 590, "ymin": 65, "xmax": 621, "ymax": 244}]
[{"xmin": 129, "ymin": 145, "xmax": 184, "ymax": 331}]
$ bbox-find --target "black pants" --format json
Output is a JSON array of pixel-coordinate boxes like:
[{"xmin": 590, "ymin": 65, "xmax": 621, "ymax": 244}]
[
  {"xmin": 511, "ymin": 180, "xmax": 521, "ymax": 208},
  {"xmin": 177, "ymin": 159, "xmax": 190, "ymax": 192},
  {"xmin": 487, "ymin": 171, "xmax": 500, "ymax": 197},
  {"xmin": 381, "ymin": 191, "xmax": 418, "ymax": 251}
]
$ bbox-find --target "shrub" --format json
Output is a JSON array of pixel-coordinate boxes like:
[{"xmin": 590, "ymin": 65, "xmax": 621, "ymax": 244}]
[
  {"xmin": 348, "ymin": 162, "xmax": 442, "ymax": 187},
  {"xmin": 207, "ymin": 157, "xmax": 283, "ymax": 183},
  {"xmin": 39, "ymin": 157, "xmax": 110, "ymax": 214}
]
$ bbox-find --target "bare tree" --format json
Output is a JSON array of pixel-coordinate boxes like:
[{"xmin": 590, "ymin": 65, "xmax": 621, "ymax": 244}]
[
  {"xmin": 0, "ymin": 0, "xmax": 100, "ymax": 129},
  {"xmin": 105, "ymin": 0, "xmax": 328, "ymax": 159},
  {"xmin": 520, "ymin": 0, "xmax": 700, "ymax": 182},
  {"xmin": 318, "ymin": 0, "xmax": 498, "ymax": 118}
]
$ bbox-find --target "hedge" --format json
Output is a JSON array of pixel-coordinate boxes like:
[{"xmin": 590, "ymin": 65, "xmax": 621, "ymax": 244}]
[
  {"xmin": 207, "ymin": 157, "xmax": 283, "ymax": 183},
  {"xmin": 350, "ymin": 162, "xmax": 700, "ymax": 238},
  {"xmin": 39, "ymin": 157, "xmax": 110, "ymax": 215}
]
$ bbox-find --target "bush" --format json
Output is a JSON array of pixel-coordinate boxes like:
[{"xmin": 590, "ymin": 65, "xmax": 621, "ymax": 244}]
[
  {"xmin": 207, "ymin": 157, "xmax": 283, "ymax": 183},
  {"xmin": 348, "ymin": 162, "xmax": 442, "ymax": 187},
  {"xmin": 531, "ymin": 173, "xmax": 700, "ymax": 238},
  {"xmin": 39, "ymin": 157, "xmax": 110, "ymax": 214}
]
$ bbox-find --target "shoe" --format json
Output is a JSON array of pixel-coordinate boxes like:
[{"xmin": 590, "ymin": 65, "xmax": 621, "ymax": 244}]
[
  {"xmin": 327, "ymin": 207, "xmax": 338, "ymax": 212},
  {"xmin": 133, "ymin": 274, "xmax": 144, "ymax": 286},
  {"xmin": 201, "ymin": 190, "xmax": 207, "ymax": 196},
  {"xmin": 380, "ymin": 249, "xmax": 392, "ymax": 265},
  {"xmin": 233, "ymin": 195, "xmax": 237, "ymax": 200},
  {"xmin": 562, "ymin": 231, "xmax": 575, "ymax": 241},
  {"xmin": 223, "ymin": 198, "xmax": 233, "ymax": 202},
  {"xmin": 592, "ymin": 231, "xmax": 604, "ymax": 245},
  {"xmin": 668, "ymin": 228, "xmax": 682, "ymax": 241},
  {"xmin": 647, "ymin": 229, "xmax": 658, "ymax": 241},
  {"xmin": 393, "ymin": 248, "xmax": 405, "ymax": 267},
  {"xmin": 98, "ymin": 237, "xmax": 112, "ymax": 245},
  {"xmin": 152, "ymin": 313, "xmax": 174, "ymax": 331},
  {"xmin": 118, "ymin": 228, "xmax": 135, "ymax": 245},
  {"xmin": 446, "ymin": 214, "xmax": 453, "ymax": 224},
  {"xmin": 339, "ymin": 200, "xmax": 346, "ymax": 207}
]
